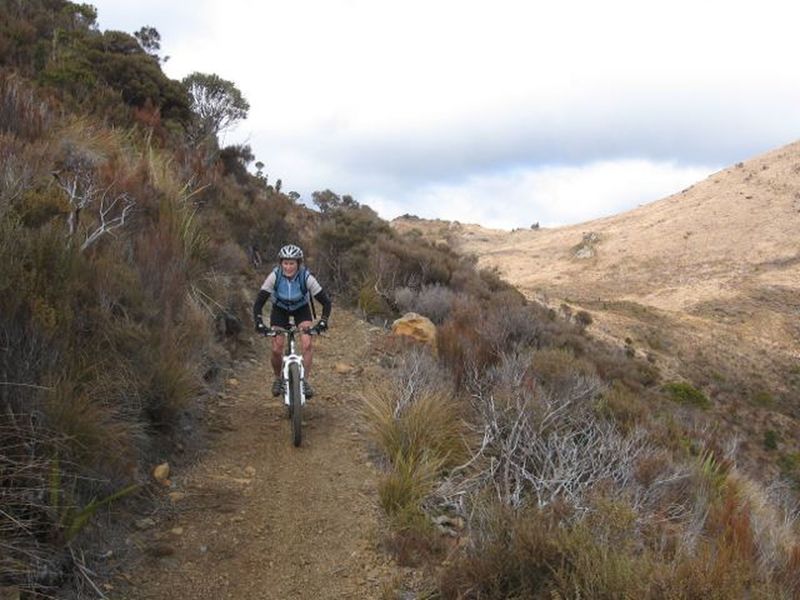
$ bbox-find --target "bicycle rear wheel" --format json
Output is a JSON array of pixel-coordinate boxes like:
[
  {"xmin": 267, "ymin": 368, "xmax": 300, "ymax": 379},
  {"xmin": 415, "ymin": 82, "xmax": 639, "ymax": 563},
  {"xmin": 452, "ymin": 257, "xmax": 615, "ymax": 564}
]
[{"xmin": 288, "ymin": 363, "xmax": 302, "ymax": 447}]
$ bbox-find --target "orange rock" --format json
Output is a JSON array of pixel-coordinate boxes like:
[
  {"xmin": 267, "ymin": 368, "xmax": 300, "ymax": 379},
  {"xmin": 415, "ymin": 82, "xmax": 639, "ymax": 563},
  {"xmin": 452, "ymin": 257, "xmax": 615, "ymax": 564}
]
[
  {"xmin": 391, "ymin": 313, "xmax": 437, "ymax": 352},
  {"xmin": 152, "ymin": 462, "xmax": 170, "ymax": 482}
]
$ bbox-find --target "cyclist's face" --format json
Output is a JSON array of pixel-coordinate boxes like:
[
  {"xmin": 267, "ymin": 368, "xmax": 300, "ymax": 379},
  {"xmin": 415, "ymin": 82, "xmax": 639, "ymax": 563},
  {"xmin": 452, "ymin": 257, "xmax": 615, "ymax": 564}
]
[{"xmin": 280, "ymin": 259, "xmax": 298, "ymax": 277}]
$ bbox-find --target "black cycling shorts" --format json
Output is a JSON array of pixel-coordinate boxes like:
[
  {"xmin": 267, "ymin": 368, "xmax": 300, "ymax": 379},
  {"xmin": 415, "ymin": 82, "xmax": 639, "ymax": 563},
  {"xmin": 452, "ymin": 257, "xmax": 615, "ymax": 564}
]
[{"xmin": 270, "ymin": 303, "xmax": 313, "ymax": 328}]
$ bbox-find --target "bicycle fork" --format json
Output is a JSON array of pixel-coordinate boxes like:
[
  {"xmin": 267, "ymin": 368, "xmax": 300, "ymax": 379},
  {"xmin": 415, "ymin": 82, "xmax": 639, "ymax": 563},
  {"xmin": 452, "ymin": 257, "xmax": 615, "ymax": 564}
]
[{"xmin": 282, "ymin": 354, "xmax": 306, "ymax": 405}]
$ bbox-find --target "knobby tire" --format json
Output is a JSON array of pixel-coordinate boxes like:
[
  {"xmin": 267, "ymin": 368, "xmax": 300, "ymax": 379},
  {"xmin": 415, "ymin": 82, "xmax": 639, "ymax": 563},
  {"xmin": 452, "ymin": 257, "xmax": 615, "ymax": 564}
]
[{"xmin": 288, "ymin": 363, "xmax": 302, "ymax": 447}]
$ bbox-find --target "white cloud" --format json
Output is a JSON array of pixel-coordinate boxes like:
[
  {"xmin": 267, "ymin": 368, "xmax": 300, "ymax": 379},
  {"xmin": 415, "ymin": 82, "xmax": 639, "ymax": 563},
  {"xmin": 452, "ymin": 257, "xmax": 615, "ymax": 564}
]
[
  {"xmin": 365, "ymin": 160, "xmax": 717, "ymax": 229},
  {"xmin": 88, "ymin": 0, "xmax": 800, "ymax": 227}
]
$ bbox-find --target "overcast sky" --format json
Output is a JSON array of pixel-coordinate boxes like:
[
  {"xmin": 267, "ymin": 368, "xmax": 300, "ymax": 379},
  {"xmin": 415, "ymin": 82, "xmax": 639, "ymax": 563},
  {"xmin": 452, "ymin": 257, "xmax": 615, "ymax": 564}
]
[{"xmin": 90, "ymin": 0, "xmax": 800, "ymax": 228}]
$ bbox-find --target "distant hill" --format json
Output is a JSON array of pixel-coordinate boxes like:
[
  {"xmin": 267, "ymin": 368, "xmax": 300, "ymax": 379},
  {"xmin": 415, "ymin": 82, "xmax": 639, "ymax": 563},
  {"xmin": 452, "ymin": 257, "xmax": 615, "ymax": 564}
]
[{"xmin": 394, "ymin": 141, "xmax": 800, "ymax": 469}]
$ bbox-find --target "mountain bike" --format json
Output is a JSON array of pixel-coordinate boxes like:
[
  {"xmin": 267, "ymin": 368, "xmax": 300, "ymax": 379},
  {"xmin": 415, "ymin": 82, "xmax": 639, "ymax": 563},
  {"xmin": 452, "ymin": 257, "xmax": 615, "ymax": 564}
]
[{"xmin": 260, "ymin": 322, "xmax": 321, "ymax": 447}]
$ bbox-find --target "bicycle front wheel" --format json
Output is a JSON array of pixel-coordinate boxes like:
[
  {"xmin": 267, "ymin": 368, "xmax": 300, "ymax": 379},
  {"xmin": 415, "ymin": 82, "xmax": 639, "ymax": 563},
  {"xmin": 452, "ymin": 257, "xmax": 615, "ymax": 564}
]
[{"xmin": 288, "ymin": 363, "xmax": 302, "ymax": 447}]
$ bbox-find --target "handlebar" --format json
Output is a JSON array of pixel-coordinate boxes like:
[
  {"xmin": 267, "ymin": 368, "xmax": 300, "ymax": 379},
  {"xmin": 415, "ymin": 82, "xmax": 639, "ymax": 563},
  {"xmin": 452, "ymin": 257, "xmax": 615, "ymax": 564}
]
[{"xmin": 258, "ymin": 324, "xmax": 323, "ymax": 337}]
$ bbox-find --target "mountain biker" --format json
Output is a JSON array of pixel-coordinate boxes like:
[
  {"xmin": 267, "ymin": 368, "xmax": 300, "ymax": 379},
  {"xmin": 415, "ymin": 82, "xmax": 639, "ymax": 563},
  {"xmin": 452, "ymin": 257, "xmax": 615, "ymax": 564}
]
[{"xmin": 253, "ymin": 244, "xmax": 332, "ymax": 398}]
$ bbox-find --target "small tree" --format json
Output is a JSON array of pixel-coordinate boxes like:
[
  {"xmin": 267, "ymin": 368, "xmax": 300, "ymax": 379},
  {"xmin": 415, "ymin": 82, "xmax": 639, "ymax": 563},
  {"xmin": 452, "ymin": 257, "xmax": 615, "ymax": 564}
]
[
  {"xmin": 134, "ymin": 25, "xmax": 168, "ymax": 63},
  {"xmin": 182, "ymin": 72, "xmax": 249, "ymax": 142}
]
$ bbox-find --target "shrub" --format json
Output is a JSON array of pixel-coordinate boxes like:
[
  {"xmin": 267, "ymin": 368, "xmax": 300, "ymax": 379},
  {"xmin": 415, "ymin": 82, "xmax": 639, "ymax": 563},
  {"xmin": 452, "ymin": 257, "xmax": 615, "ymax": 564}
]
[
  {"xmin": 438, "ymin": 300, "xmax": 496, "ymax": 388},
  {"xmin": 663, "ymin": 381, "xmax": 711, "ymax": 409},
  {"xmin": 378, "ymin": 451, "xmax": 441, "ymax": 525},
  {"xmin": 393, "ymin": 283, "xmax": 457, "ymax": 325},
  {"xmin": 575, "ymin": 309, "xmax": 593, "ymax": 328},
  {"xmin": 312, "ymin": 197, "xmax": 390, "ymax": 299},
  {"xmin": 393, "ymin": 286, "xmax": 416, "ymax": 314},
  {"xmin": 763, "ymin": 430, "xmax": 779, "ymax": 451},
  {"xmin": 753, "ymin": 390, "xmax": 776, "ymax": 407},
  {"xmin": 530, "ymin": 347, "xmax": 597, "ymax": 391},
  {"xmin": 357, "ymin": 283, "xmax": 393, "ymax": 320},
  {"xmin": 363, "ymin": 349, "xmax": 465, "ymax": 564},
  {"xmin": 439, "ymin": 478, "xmax": 793, "ymax": 598},
  {"xmin": 595, "ymin": 383, "xmax": 647, "ymax": 433},
  {"xmin": 438, "ymin": 296, "xmax": 540, "ymax": 389}
]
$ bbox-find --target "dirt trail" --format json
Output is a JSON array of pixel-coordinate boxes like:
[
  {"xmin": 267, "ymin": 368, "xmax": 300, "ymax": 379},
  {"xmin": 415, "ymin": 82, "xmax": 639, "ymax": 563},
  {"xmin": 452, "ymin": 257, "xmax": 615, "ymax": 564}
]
[{"xmin": 128, "ymin": 311, "xmax": 404, "ymax": 599}]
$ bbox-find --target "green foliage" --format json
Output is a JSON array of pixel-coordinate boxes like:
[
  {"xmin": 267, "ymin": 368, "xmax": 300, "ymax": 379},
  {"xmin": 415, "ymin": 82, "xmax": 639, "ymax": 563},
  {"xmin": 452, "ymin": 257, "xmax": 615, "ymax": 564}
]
[
  {"xmin": 219, "ymin": 143, "xmax": 255, "ymax": 184},
  {"xmin": 312, "ymin": 188, "xmax": 359, "ymax": 213},
  {"xmin": 595, "ymin": 383, "xmax": 647, "ymax": 433},
  {"xmin": 182, "ymin": 71, "xmax": 249, "ymax": 141},
  {"xmin": 48, "ymin": 456, "xmax": 139, "ymax": 541},
  {"xmin": 1, "ymin": 2, "xmax": 190, "ymax": 128},
  {"xmin": 134, "ymin": 25, "xmax": 163, "ymax": 60},
  {"xmin": 358, "ymin": 283, "xmax": 392, "ymax": 319},
  {"xmin": 81, "ymin": 31, "xmax": 190, "ymax": 123},
  {"xmin": 777, "ymin": 452, "xmax": 800, "ymax": 489},
  {"xmin": 312, "ymin": 192, "xmax": 391, "ymax": 299},
  {"xmin": 662, "ymin": 380, "xmax": 711, "ymax": 409},
  {"xmin": 752, "ymin": 389, "xmax": 775, "ymax": 407},
  {"xmin": 763, "ymin": 429, "xmax": 779, "ymax": 451}
]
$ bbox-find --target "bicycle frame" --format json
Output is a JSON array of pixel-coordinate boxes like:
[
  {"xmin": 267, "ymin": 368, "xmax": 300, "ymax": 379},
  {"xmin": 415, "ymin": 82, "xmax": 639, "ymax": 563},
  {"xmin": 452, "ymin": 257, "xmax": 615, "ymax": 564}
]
[{"xmin": 260, "ymin": 320, "xmax": 320, "ymax": 447}]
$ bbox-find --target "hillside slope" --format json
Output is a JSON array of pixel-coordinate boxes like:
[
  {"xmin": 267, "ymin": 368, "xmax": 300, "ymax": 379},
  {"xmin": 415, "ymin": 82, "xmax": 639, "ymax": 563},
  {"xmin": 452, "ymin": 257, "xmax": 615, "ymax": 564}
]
[{"xmin": 395, "ymin": 141, "xmax": 800, "ymax": 464}]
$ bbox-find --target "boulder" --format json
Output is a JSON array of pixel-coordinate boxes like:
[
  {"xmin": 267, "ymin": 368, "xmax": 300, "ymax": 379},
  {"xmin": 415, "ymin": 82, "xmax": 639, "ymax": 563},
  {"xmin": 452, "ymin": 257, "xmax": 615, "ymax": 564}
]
[{"xmin": 391, "ymin": 313, "xmax": 437, "ymax": 352}]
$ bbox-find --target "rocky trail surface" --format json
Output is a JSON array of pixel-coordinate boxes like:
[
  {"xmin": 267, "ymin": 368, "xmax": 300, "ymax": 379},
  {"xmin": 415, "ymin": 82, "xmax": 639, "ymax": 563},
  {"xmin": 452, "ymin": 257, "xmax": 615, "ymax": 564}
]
[{"xmin": 125, "ymin": 311, "xmax": 412, "ymax": 599}]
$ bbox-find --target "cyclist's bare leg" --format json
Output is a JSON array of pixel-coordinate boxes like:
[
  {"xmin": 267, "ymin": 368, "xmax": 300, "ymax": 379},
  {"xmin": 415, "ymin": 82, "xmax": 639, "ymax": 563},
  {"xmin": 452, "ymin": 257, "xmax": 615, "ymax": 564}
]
[
  {"xmin": 298, "ymin": 320, "xmax": 313, "ymax": 373},
  {"xmin": 271, "ymin": 336, "xmax": 284, "ymax": 377}
]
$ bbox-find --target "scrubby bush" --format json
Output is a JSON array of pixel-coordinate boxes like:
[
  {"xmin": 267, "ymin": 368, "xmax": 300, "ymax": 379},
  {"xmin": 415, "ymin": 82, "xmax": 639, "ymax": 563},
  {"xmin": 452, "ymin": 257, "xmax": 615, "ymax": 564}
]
[
  {"xmin": 312, "ymin": 193, "xmax": 390, "ymax": 300},
  {"xmin": 393, "ymin": 283, "xmax": 457, "ymax": 324},
  {"xmin": 437, "ymin": 294, "xmax": 541, "ymax": 389},
  {"xmin": 663, "ymin": 381, "xmax": 711, "ymax": 409}
]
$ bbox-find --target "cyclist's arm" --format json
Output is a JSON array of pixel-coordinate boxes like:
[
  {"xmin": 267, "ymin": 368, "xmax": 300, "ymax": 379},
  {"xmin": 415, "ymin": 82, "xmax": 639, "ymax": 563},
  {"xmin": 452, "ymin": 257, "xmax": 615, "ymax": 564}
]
[
  {"xmin": 253, "ymin": 289, "xmax": 271, "ymax": 322},
  {"xmin": 313, "ymin": 289, "xmax": 332, "ymax": 320},
  {"xmin": 253, "ymin": 271, "xmax": 277, "ymax": 322},
  {"xmin": 306, "ymin": 274, "xmax": 331, "ymax": 320}
]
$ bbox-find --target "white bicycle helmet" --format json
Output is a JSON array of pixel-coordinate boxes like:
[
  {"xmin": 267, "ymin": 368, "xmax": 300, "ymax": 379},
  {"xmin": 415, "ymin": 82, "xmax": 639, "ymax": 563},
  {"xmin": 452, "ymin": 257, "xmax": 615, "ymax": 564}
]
[{"xmin": 278, "ymin": 244, "xmax": 304, "ymax": 260}]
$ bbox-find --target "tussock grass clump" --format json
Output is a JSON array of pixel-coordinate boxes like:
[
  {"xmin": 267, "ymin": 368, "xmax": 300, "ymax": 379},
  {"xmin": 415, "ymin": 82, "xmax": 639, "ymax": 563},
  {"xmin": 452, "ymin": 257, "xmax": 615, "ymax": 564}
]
[
  {"xmin": 363, "ymin": 384, "xmax": 466, "ymax": 470},
  {"xmin": 378, "ymin": 451, "xmax": 442, "ymax": 523},
  {"xmin": 0, "ymin": 72, "xmax": 54, "ymax": 140},
  {"xmin": 362, "ymin": 349, "xmax": 466, "ymax": 562}
]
